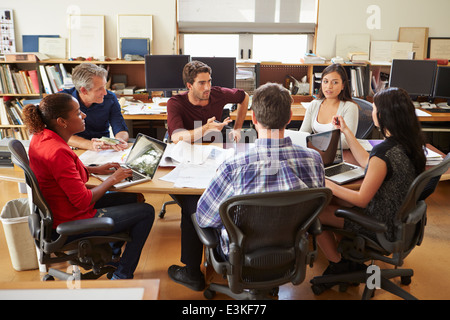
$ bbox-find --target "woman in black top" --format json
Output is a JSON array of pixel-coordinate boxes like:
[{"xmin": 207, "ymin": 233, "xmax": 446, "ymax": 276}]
[{"xmin": 317, "ymin": 87, "xmax": 426, "ymax": 274}]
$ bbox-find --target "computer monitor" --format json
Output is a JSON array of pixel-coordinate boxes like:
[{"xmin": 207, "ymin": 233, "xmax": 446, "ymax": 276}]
[
  {"xmin": 145, "ymin": 55, "xmax": 190, "ymax": 97},
  {"xmin": 389, "ymin": 59, "xmax": 437, "ymax": 100},
  {"xmin": 192, "ymin": 57, "xmax": 236, "ymax": 88},
  {"xmin": 433, "ymin": 66, "xmax": 450, "ymax": 104}
]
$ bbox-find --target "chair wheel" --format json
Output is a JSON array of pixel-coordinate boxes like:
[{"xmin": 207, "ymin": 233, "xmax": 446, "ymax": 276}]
[
  {"xmin": 311, "ymin": 284, "xmax": 326, "ymax": 295},
  {"xmin": 338, "ymin": 283, "xmax": 349, "ymax": 292},
  {"xmin": 401, "ymin": 276, "xmax": 412, "ymax": 285},
  {"xmin": 42, "ymin": 274, "xmax": 55, "ymax": 281},
  {"xmin": 203, "ymin": 288, "xmax": 216, "ymax": 300},
  {"xmin": 270, "ymin": 287, "xmax": 279, "ymax": 297}
]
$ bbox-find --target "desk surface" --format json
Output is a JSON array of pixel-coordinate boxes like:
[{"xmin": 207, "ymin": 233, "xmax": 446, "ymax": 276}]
[{"xmin": 0, "ymin": 144, "xmax": 447, "ymax": 194}]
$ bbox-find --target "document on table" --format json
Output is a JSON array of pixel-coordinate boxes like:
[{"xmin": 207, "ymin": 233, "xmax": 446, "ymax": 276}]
[
  {"xmin": 160, "ymin": 141, "xmax": 233, "ymax": 167},
  {"xmin": 122, "ymin": 102, "xmax": 167, "ymax": 115},
  {"xmin": 78, "ymin": 148, "xmax": 131, "ymax": 165},
  {"xmin": 415, "ymin": 109, "xmax": 431, "ymax": 117},
  {"xmin": 160, "ymin": 163, "xmax": 219, "ymax": 189},
  {"xmin": 159, "ymin": 142, "xmax": 235, "ymax": 189}
]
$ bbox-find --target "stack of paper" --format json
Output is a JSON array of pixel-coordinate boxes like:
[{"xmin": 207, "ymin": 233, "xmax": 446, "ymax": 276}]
[
  {"xmin": 122, "ymin": 102, "xmax": 167, "ymax": 115},
  {"xmin": 426, "ymin": 148, "xmax": 443, "ymax": 166},
  {"xmin": 159, "ymin": 141, "xmax": 235, "ymax": 189}
]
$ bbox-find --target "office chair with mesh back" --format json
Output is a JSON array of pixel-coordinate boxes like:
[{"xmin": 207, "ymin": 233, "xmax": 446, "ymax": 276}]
[
  {"xmin": 310, "ymin": 153, "xmax": 450, "ymax": 300},
  {"xmin": 353, "ymin": 97, "xmax": 375, "ymax": 139},
  {"xmin": 192, "ymin": 188, "xmax": 332, "ymax": 300},
  {"xmin": 8, "ymin": 139, "xmax": 131, "ymax": 281}
]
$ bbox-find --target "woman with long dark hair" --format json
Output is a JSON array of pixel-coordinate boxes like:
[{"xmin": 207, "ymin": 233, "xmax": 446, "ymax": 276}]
[
  {"xmin": 300, "ymin": 63, "xmax": 359, "ymax": 148},
  {"xmin": 316, "ymin": 87, "xmax": 426, "ymax": 279}
]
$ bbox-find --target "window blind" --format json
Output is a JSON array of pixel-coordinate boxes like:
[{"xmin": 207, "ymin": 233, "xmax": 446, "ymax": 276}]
[{"xmin": 178, "ymin": 0, "xmax": 317, "ymax": 34}]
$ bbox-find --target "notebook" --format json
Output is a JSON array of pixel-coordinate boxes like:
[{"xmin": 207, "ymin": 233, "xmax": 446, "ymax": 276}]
[
  {"xmin": 307, "ymin": 129, "xmax": 365, "ymax": 185},
  {"xmin": 92, "ymin": 133, "xmax": 166, "ymax": 189}
]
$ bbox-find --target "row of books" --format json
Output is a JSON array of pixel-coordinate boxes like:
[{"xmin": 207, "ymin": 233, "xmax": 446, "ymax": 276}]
[
  {"xmin": 0, "ymin": 65, "xmax": 41, "ymax": 95},
  {"xmin": 0, "ymin": 63, "xmax": 74, "ymax": 96},
  {"xmin": 350, "ymin": 66, "xmax": 366, "ymax": 98},
  {"xmin": 39, "ymin": 63, "xmax": 73, "ymax": 94},
  {"xmin": 0, "ymin": 98, "xmax": 29, "ymax": 140}
]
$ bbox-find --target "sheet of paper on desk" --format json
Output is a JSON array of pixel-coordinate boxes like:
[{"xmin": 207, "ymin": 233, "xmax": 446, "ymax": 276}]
[
  {"xmin": 122, "ymin": 103, "xmax": 167, "ymax": 115},
  {"xmin": 160, "ymin": 163, "xmax": 218, "ymax": 189},
  {"xmin": 78, "ymin": 148, "xmax": 131, "ymax": 165},
  {"xmin": 415, "ymin": 109, "xmax": 431, "ymax": 117},
  {"xmin": 160, "ymin": 141, "xmax": 233, "ymax": 167},
  {"xmin": 426, "ymin": 148, "xmax": 443, "ymax": 165}
]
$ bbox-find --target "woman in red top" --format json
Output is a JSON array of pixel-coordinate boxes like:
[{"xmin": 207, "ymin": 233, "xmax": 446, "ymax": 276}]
[{"xmin": 23, "ymin": 93, "xmax": 155, "ymax": 280}]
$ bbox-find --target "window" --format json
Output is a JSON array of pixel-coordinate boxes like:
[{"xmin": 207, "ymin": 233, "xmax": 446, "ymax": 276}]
[
  {"xmin": 178, "ymin": 0, "xmax": 317, "ymax": 63},
  {"xmin": 182, "ymin": 34, "xmax": 239, "ymax": 58}
]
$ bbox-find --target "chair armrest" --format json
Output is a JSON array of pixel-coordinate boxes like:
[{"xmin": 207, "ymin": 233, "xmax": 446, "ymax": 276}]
[
  {"xmin": 56, "ymin": 217, "xmax": 114, "ymax": 236},
  {"xmin": 308, "ymin": 218, "xmax": 322, "ymax": 236},
  {"xmin": 335, "ymin": 208, "xmax": 387, "ymax": 233},
  {"xmin": 191, "ymin": 214, "xmax": 220, "ymax": 248}
]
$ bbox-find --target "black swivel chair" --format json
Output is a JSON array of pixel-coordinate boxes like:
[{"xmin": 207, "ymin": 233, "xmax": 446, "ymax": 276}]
[
  {"xmin": 192, "ymin": 188, "xmax": 332, "ymax": 300},
  {"xmin": 159, "ymin": 131, "xmax": 177, "ymax": 218},
  {"xmin": 353, "ymin": 97, "xmax": 375, "ymax": 139},
  {"xmin": 8, "ymin": 139, "xmax": 131, "ymax": 281},
  {"xmin": 310, "ymin": 153, "xmax": 450, "ymax": 300}
]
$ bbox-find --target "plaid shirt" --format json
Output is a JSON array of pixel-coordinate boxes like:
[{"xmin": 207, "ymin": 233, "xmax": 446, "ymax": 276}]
[{"xmin": 196, "ymin": 137, "xmax": 325, "ymax": 257}]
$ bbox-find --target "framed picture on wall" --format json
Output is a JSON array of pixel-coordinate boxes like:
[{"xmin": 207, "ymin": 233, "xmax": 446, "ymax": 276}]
[
  {"xmin": 428, "ymin": 37, "xmax": 450, "ymax": 61},
  {"xmin": 69, "ymin": 15, "xmax": 104, "ymax": 59},
  {"xmin": 398, "ymin": 27, "xmax": 428, "ymax": 60}
]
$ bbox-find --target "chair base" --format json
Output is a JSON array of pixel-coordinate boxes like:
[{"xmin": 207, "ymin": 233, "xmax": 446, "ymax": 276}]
[
  {"xmin": 310, "ymin": 267, "xmax": 417, "ymax": 300},
  {"xmin": 43, "ymin": 265, "xmax": 116, "ymax": 281},
  {"xmin": 203, "ymin": 283, "xmax": 279, "ymax": 300},
  {"xmin": 159, "ymin": 200, "xmax": 177, "ymax": 218}
]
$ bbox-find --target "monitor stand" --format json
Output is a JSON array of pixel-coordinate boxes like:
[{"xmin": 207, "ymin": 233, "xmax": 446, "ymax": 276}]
[{"xmin": 162, "ymin": 91, "xmax": 173, "ymax": 98}]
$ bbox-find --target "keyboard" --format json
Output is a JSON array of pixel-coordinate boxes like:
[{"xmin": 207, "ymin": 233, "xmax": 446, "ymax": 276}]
[
  {"xmin": 130, "ymin": 170, "xmax": 146, "ymax": 181},
  {"xmin": 427, "ymin": 108, "xmax": 450, "ymax": 113},
  {"xmin": 325, "ymin": 163, "xmax": 356, "ymax": 177}
]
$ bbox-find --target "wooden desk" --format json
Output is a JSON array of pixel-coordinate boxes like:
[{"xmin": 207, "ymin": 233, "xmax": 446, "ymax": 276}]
[
  {"xmin": 123, "ymin": 113, "xmax": 167, "ymax": 121},
  {"xmin": 417, "ymin": 109, "xmax": 450, "ymax": 122},
  {"xmin": 0, "ymin": 144, "xmax": 448, "ymax": 195},
  {"xmin": 0, "ymin": 279, "xmax": 160, "ymax": 300}
]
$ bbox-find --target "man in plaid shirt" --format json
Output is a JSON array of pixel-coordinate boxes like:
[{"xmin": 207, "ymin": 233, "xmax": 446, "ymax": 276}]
[{"xmin": 196, "ymin": 82, "xmax": 325, "ymax": 258}]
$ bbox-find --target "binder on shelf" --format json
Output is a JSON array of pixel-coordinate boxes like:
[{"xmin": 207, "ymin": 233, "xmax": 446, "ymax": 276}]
[
  {"xmin": 0, "ymin": 98, "xmax": 11, "ymax": 125},
  {"xmin": 28, "ymin": 70, "xmax": 41, "ymax": 94},
  {"xmin": 45, "ymin": 65, "xmax": 63, "ymax": 92},
  {"xmin": 39, "ymin": 65, "xmax": 53, "ymax": 94}
]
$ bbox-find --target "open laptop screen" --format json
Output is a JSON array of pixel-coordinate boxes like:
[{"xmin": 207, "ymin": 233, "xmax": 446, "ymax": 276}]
[
  {"xmin": 306, "ymin": 129, "xmax": 342, "ymax": 167},
  {"xmin": 126, "ymin": 133, "xmax": 166, "ymax": 178}
]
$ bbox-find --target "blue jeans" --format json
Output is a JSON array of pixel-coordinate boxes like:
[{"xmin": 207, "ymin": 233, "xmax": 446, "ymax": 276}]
[{"xmin": 59, "ymin": 192, "xmax": 154, "ymax": 279}]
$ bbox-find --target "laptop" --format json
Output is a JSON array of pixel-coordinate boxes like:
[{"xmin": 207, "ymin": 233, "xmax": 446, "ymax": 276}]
[
  {"xmin": 92, "ymin": 133, "xmax": 166, "ymax": 189},
  {"xmin": 307, "ymin": 129, "xmax": 365, "ymax": 185}
]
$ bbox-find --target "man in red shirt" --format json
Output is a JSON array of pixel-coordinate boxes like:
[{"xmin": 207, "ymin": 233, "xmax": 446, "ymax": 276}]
[
  {"xmin": 166, "ymin": 60, "xmax": 249, "ymax": 291},
  {"xmin": 167, "ymin": 60, "xmax": 249, "ymax": 143}
]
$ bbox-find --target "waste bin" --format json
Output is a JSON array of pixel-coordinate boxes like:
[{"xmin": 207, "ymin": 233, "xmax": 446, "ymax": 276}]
[{"xmin": 0, "ymin": 198, "xmax": 38, "ymax": 271}]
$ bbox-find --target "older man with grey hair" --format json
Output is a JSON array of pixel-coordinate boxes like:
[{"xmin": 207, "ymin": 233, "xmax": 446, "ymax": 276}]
[{"xmin": 62, "ymin": 63, "xmax": 129, "ymax": 151}]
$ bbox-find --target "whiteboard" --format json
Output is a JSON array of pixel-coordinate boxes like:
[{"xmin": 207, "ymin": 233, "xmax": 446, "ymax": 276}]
[
  {"xmin": 117, "ymin": 15, "xmax": 153, "ymax": 58},
  {"xmin": 69, "ymin": 15, "xmax": 104, "ymax": 59}
]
